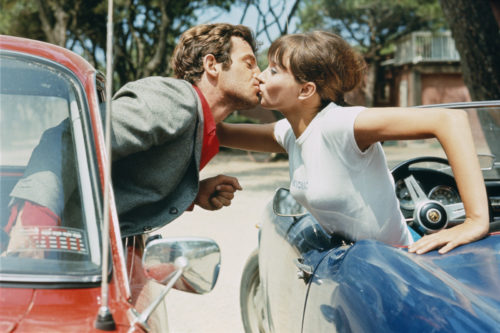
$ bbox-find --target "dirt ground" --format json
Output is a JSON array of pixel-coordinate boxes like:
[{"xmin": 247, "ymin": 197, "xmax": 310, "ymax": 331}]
[{"xmin": 157, "ymin": 150, "xmax": 290, "ymax": 333}]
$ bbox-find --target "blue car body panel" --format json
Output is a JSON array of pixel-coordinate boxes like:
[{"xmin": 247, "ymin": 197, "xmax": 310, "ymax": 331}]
[{"xmin": 303, "ymin": 235, "xmax": 500, "ymax": 332}]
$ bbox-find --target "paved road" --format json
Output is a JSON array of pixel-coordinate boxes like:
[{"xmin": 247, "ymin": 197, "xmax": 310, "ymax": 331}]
[{"xmin": 158, "ymin": 151, "xmax": 289, "ymax": 333}]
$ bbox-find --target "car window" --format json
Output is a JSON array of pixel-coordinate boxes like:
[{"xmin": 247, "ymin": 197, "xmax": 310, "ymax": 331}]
[
  {"xmin": 383, "ymin": 106, "xmax": 500, "ymax": 180},
  {"xmin": 0, "ymin": 53, "xmax": 102, "ymax": 282}
]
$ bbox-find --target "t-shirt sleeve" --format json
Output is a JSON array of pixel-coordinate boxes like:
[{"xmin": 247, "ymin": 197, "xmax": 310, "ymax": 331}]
[
  {"xmin": 110, "ymin": 77, "xmax": 199, "ymax": 160},
  {"xmin": 322, "ymin": 106, "xmax": 373, "ymax": 167},
  {"xmin": 273, "ymin": 118, "xmax": 293, "ymax": 151}
]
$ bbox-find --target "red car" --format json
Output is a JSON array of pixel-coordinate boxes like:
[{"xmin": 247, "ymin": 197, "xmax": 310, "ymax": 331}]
[{"xmin": 0, "ymin": 35, "xmax": 220, "ymax": 332}]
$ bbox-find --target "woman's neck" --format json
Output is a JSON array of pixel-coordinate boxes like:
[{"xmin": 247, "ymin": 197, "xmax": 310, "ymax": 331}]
[{"xmin": 282, "ymin": 102, "xmax": 322, "ymax": 138}]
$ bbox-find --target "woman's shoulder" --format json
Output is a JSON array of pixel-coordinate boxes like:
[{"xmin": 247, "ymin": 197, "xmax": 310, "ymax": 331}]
[
  {"xmin": 274, "ymin": 118, "xmax": 294, "ymax": 147},
  {"xmin": 322, "ymin": 102, "xmax": 365, "ymax": 117},
  {"xmin": 319, "ymin": 103, "xmax": 366, "ymax": 129}
]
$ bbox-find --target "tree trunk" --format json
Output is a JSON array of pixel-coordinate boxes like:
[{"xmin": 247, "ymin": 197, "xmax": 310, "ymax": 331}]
[
  {"xmin": 36, "ymin": 0, "xmax": 69, "ymax": 47},
  {"xmin": 440, "ymin": 1, "xmax": 500, "ymax": 176},
  {"xmin": 439, "ymin": 0, "xmax": 500, "ymax": 100},
  {"xmin": 363, "ymin": 62, "xmax": 376, "ymax": 107}
]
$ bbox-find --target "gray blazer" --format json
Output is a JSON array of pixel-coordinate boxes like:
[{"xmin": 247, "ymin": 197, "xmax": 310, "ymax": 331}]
[{"xmin": 10, "ymin": 77, "xmax": 205, "ymax": 237}]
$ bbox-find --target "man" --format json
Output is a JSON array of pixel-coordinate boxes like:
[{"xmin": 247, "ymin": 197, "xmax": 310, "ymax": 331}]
[{"xmin": 4, "ymin": 23, "xmax": 261, "ymax": 245}]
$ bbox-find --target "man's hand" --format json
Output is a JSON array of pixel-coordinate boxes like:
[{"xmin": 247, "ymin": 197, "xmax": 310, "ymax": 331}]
[{"xmin": 194, "ymin": 175, "xmax": 242, "ymax": 210}]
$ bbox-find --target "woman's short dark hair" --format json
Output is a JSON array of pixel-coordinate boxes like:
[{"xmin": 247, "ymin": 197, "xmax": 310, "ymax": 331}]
[{"xmin": 268, "ymin": 31, "xmax": 366, "ymax": 106}]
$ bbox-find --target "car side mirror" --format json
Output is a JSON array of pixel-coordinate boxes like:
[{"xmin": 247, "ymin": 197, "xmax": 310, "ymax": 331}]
[
  {"xmin": 142, "ymin": 237, "xmax": 220, "ymax": 294},
  {"xmin": 273, "ymin": 188, "xmax": 308, "ymax": 217}
]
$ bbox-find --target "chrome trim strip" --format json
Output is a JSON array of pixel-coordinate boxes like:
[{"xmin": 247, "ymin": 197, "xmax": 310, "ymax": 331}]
[
  {"xmin": 418, "ymin": 101, "xmax": 500, "ymax": 109},
  {"xmin": 0, "ymin": 273, "xmax": 101, "ymax": 283},
  {"xmin": 70, "ymin": 92, "xmax": 101, "ymax": 266}
]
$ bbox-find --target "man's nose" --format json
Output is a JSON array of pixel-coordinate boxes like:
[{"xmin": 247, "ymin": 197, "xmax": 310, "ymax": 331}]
[
  {"xmin": 254, "ymin": 72, "xmax": 264, "ymax": 83},
  {"xmin": 255, "ymin": 71, "xmax": 265, "ymax": 83}
]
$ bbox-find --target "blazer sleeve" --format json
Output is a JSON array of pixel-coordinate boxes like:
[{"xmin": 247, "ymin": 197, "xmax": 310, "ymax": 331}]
[{"xmin": 110, "ymin": 77, "xmax": 199, "ymax": 160}]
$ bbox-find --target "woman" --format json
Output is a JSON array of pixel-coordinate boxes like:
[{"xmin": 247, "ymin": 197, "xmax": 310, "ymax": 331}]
[{"xmin": 217, "ymin": 31, "xmax": 489, "ymax": 254}]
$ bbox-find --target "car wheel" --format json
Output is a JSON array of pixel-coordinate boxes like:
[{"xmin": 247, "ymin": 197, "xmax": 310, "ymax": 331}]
[{"xmin": 240, "ymin": 249, "xmax": 267, "ymax": 333}]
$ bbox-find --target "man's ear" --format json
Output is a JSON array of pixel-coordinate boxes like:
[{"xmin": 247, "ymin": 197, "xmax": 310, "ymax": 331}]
[
  {"xmin": 203, "ymin": 54, "xmax": 220, "ymax": 78},
  {"xmin": 298, "ymin": 82, "xmax": 317, "ymax": 100}
]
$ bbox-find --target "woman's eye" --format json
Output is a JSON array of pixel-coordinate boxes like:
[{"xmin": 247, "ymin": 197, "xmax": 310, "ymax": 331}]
[{"xmin": 270, "ymin": 68, "xmax": 277, "ymax": 75}]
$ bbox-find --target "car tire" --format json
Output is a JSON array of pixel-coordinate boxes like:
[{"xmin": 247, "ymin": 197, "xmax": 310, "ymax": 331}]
[{"xmin": 240, "ymin": 249, "xmax": 267, "ymax": 333}]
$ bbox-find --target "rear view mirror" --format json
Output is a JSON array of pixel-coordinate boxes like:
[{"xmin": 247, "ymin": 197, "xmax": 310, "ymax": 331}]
[
  {"xmin": 273, "ymin": 188, "xmax": 308, "ymax": 217},
  {"xmin": 142, "ymin": 237, "xmax": 220, "ymax": 294}
]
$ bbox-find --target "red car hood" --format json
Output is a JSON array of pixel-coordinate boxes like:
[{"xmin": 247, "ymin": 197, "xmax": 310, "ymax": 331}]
[{"xmin": 0, "ymin": 287, "xmax": 119, "ymax": 332}]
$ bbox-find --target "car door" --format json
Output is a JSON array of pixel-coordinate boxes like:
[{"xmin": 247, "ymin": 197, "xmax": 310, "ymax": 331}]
[{"xmin": 259, "ymin": 193, "xmax": 336, "ymax": 333}]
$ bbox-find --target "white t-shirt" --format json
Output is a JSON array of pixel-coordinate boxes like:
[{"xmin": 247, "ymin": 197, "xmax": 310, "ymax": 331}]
[{"xmin": 274, "ymin": 103, "xmax": 412, "ymax": 246}]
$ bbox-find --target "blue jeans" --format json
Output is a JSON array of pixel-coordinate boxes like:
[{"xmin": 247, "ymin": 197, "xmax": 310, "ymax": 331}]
[{"xmin": 408, "ymin": 226, "xmax": 422, "ymax": 241}]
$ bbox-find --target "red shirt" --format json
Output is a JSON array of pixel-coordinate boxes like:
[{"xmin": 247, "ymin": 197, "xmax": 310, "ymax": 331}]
[
  {"xmin": 184, "ymin": 85, "xmax": 221, "ymax": 211},
  {"xmin": 192, "ymin": 85, "xmax": 220, "ymax": 170}
]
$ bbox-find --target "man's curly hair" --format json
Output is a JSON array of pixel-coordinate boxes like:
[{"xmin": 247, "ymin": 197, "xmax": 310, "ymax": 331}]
[{"xmin": 171, "ymin": 23, "xmax": 257, "ymax": 83}]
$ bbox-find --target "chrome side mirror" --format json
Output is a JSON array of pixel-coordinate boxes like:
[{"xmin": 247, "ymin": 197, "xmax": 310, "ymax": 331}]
[
  {"xmin": 273, "ymin": 188, "xmax": 308, "ymax": 217},
  {"xmin": 142, "ymin": 237, "xmax": 220, "ymax": 294},
  {"xmin": 131, "ymin": 238, "xmax": 221, "ymax": 332}
]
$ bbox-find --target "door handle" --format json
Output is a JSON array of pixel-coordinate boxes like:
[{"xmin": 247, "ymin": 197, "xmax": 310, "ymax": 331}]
[{"xmin": 294, "ymin": 258, "xmax": 313, "ymax": 282}]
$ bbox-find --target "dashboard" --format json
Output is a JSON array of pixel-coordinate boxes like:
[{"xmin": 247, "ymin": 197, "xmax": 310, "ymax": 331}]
[{"xmin": 393, "ymin": 168, "xmax": 500, "ymax": 227}]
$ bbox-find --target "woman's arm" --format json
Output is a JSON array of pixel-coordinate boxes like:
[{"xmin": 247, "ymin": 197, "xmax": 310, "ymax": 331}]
[
  {"xmin": 217, "ymin": 122, "xmax": 285, "ymax": 153},
  {"xmin": 355, "ymin": 107, "xmax": 489, "ymax": 254}
]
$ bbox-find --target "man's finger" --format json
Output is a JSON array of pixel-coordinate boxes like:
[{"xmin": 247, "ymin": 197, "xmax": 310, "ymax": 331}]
[
  {"xmin": 215, "ymin": 175, "xmax": 242, "ymax": 190},
  {"xmin": 210, "ymin": 196, "xmax": 229, "ymax": 209},
  {"xmin": 214, "ymin": 193, "xmax": 231, "ymax": 206},
  {"xmin": 209, "ymin": 197, "xmax": 223, "ymax": 210},
  {"xmin": 215, "ymin": 185, "xmax": 238, "ymax": 193},
  {"xmin": 214, "ymin": 191, "xmax": 235, "ymax": 200}
]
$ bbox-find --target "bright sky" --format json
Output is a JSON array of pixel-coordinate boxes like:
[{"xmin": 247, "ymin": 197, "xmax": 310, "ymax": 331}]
[{"xmin": 195, "ymin": 2, "xmax": 299, "ymax": 49}]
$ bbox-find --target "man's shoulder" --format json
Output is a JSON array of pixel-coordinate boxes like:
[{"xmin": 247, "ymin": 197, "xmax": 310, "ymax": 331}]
[
  {"xmin": 115, "ymin": 76, "xmax": 199, "ymax": 109},
  {"xmin": 124, "ymin": 76, "xmax": 194, "ymax": 95},
  {"xmin": 134, "ymin": 76, "xmax": 190, "ymax": 86}
]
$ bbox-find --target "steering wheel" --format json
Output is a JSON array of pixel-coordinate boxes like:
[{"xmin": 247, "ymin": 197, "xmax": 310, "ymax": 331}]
[{"xmin": 391, "ymin": 157, "xmax": 466, "ymax": 235}]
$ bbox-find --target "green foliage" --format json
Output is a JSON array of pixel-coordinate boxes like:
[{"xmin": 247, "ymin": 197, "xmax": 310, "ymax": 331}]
[
  {"xmin": 0, "ymin": 0, "xmax": 236, "ymax": 88},
  {"xmin": 223, "ymin": 112, "xmax": 259, "ymax": 124},
  {"xmin": 296, "ymin": 0, "xmax": 447, "ymax": 106},
  {"xmin": 0, "ymin": 1, "xmax": 44, "ymax": 40},
  {"xmin": 298, "ymin": 0, "xmax": 447, "ymax": 60}
]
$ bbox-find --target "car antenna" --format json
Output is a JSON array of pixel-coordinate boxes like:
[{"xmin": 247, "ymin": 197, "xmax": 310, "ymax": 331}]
[{"xmin": 95, "ymin": 0, "xmax": 116, "ymax": 330}]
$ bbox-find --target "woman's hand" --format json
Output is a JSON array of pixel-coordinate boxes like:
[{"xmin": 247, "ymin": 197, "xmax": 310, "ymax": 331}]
[{"xmin": 408, "ymin": 218, "xmax": 489, "ymax": 254}]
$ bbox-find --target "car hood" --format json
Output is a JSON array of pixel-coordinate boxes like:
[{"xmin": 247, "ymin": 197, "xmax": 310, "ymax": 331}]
[
  {"xmin": 304, "ymin": 234, "xmax": 500, "ymax": 332},
  {"xmin": 0, "ymin": 286, "xmax": 112, "ymax": 332},
  {"xmin": 0, "ymin": 288, "xmax": 33, "ymax": 332}
]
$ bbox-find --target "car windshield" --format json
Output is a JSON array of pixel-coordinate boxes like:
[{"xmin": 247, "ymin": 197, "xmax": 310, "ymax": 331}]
[
  {"xmin": 382, "ymin": 104, "xmax": 500, "ymax": 180},
  {"xmin": 0, "ymin": 53, "xmax": 102, "ymax": 283}
]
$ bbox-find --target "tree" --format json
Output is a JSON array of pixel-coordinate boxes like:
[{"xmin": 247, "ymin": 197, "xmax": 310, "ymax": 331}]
[
  {"xmin": 237, "ymin": 0, "xmax": 302, "ymax": 46},
  {"xmin": 438, "ymin": 1, "xmax": 500, "ymax": 171},
  {"xmin": 0, "ymin": 0, "xmax": 235, "ymax": 88},
  {"xmin": 439, "ymin": 0, "xmax": 500, "ymax": 100},
  {"xmin": 298, "ymin": 0, "xmax": 446, "ymax": 106}
]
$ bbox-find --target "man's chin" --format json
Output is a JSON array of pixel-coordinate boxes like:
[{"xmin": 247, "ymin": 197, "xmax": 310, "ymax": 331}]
[{"xmin": 236, "ymin": 97, "xmax": 261, "ymax": 111}]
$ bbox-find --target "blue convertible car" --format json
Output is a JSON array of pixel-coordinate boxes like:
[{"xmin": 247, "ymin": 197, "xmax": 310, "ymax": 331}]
[{"xmin": 240, "ymin": 102, "xmax": 500, "ymax": 333}]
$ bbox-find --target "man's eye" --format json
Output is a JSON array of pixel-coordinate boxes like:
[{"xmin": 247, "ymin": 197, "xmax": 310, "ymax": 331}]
[{"xmin": 246, "ymin": 61, "xmax": 253, "ymax": 68}]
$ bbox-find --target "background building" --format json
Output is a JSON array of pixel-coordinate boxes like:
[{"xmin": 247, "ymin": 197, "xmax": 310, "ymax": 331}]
[{"xmin": 377, "ymin": 30, "xmax": 470, "ymax": 107}]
